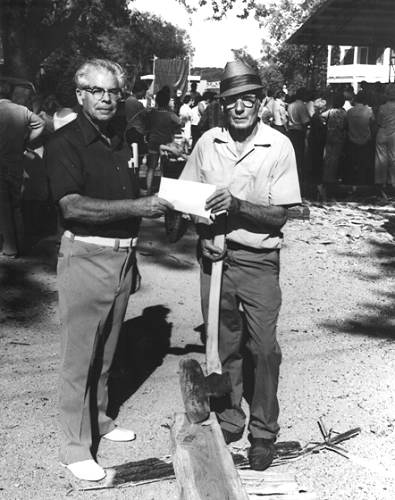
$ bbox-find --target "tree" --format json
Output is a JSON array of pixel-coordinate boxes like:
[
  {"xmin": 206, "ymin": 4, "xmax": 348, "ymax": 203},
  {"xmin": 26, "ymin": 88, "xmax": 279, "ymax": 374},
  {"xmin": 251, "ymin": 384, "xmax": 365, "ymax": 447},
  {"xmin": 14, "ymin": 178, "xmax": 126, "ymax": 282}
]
[
  {"xmin": 42, "ymin": 10, "xmax": 191, "ymax": 92},
  {"xmin": 1, "ymin": 0, "xmax": 191, "ymax": 94},
  {"xmin": 256, "ymin": 0, "xmax": 327, "ymax": 92},
  {"xmin": 98, "ymin": 11, "xmax": 192, "ymax": 77},
  {"xmin": 0, "ymin": 0, "xmax": 129, "ymax": 80}
]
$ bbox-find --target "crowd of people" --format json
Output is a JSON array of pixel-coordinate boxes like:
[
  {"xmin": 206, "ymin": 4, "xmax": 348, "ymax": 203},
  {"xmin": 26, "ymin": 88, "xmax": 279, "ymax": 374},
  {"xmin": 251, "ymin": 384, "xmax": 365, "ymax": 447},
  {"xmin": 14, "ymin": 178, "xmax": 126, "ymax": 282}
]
[
  {"xmin": 2, "ymin": 68, "xmax": 395, "ymax": 259},
  {"xmin": 260, "ymin": 81, "xmax": 395, "ymax": 201}
]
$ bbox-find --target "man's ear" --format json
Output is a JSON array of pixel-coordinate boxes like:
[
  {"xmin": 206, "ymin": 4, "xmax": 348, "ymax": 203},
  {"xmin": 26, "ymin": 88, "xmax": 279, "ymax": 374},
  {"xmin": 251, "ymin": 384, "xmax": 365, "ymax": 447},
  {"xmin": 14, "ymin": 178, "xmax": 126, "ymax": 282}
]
[{"xmin": 75, "ymin": 88, "xmax": 84, "ymax": 106}]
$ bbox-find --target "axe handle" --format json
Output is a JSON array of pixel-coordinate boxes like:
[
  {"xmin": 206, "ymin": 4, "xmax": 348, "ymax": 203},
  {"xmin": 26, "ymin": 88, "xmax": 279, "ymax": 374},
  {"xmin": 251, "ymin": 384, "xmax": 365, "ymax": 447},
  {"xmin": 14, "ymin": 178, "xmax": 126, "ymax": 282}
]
[{"xmin": 206, "ymin": 233, "xmax": 225, "ymax": 375}]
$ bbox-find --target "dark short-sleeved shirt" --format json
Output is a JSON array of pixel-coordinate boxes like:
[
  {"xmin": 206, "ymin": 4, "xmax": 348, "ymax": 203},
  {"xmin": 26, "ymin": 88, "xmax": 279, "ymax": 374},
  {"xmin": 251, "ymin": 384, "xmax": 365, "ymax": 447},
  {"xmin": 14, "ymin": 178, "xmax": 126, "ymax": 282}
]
[{"xmin": 45, "ymin": 112, "xmax": 141, "ymax": 238}]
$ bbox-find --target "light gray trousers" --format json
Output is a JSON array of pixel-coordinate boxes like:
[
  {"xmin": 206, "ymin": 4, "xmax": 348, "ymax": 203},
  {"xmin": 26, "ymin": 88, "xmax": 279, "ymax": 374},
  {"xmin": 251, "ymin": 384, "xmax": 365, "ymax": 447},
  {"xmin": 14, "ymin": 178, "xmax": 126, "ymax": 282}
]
[{"xmin": 57, "ymin": 235, "xmax": 134, "ymax": 464}]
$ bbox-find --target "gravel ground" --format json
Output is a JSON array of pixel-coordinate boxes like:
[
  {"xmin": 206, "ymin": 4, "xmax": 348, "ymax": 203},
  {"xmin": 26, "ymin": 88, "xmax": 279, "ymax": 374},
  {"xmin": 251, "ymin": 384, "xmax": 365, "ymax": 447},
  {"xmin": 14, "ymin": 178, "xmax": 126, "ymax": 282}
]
[{"xmin": 0, "ymin": 200, "xmax": 394, "ymax": 500}]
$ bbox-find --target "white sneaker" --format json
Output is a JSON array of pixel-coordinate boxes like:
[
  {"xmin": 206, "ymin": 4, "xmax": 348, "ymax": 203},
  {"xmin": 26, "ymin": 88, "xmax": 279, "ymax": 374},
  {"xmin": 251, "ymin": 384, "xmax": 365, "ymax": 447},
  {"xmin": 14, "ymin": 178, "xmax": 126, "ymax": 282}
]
[
  {"xmin": 102, "ymin": 427, "xmax": 136, "ymax": 442},
  {"xmin": 62, "ymin": 459, "xmax": 106, "ymax": 481}
]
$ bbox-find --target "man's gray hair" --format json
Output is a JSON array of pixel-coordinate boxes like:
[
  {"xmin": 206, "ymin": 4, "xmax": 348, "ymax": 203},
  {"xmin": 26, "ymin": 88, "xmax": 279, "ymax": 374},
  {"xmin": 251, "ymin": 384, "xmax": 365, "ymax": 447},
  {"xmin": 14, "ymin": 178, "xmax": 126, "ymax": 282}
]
[{"xmin": 74, "ymin": 59, "xmax": 126, "ymax": 89}]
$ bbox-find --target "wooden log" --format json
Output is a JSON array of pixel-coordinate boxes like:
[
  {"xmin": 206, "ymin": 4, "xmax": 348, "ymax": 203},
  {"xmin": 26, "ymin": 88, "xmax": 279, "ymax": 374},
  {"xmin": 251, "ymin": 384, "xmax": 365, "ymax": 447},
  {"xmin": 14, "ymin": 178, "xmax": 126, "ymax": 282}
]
[
  {"xmin": 170, "ymin": 412, "xmax": 249, "ymax": 500},
  {"xmin": 179, "ymin": 359, "xmax": 210, "ymax": 424}
]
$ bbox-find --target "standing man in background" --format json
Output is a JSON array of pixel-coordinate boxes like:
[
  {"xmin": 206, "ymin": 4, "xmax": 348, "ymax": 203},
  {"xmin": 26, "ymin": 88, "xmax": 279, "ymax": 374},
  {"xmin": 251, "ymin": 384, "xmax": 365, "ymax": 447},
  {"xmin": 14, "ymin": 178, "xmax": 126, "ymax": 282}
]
[
  {"xmin": 180, "ymin": 60, "xmax": 301, "ymax": 471},
  {"xmin": 0, "ymin": 81, "xmax": 44, "ymax": 257},
  {"xmin": 46, "ymin": 59, "xmax": 172, "ymax": 482},
  {"xmin": 287, "ymin": 88, "xmax": 310, "ymax": 189}
]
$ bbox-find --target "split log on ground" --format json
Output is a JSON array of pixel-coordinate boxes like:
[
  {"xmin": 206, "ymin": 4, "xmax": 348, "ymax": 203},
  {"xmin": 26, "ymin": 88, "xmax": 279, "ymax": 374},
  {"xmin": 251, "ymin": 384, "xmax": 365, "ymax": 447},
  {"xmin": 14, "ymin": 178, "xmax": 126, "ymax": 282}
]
[
  {"xmin": 179, "ymin": 358, "xmax": 210, "ymax": 424},
  {"xmin": 170, "ymin": 412, "xmax": 249, "ymax": 500}
]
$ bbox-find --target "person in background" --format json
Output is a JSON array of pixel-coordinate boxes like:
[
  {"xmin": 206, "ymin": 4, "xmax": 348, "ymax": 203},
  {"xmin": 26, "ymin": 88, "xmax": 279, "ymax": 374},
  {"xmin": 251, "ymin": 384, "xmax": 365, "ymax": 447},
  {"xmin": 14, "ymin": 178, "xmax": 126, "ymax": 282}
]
[
  {"xmin": 173, "ymin": 88, "xmax": 183, "ymax": 115},
  {"xmin": 374, "ymin": 85, "xmax": 395, "ymax": 200},
  {"xmin": 320, "ymin": 93, "xmax": 347, "ymax": 201},
  {"xmin": 11, "ymin": 85, "xmax": 34, "ymax": 108},
  {"xmin": 180, "ymin": 60, "xmax": 301, "ymax": 472},
  {"xmin": 343, "ymin": 85, "xmax": 354, "ymax": 112},
  {"xmin": 145, "ymin": 87, "xmax": 181, "ymax": 194},
  {"xmin": 124, "ymin": 81, "xmax": 148, "ymax": 156},
  {"xmin": 287, "ymin": 88, "xmax": 311, "ymax": 189},
  {"xmin": 45, "ymin": 58, "xmax": 172, "ymax": 482},
  {"xmin": 53, "ymin": 82, "xmax": 78, "ymax": 131},
  {"xmin": 0, "ymin": 81, "xmax": 45, "ymax": 257},
  {"xmin": 189, "ymin": 81, "xmax": 201, "ymax": 107},
  {"xmin": 38, "ymin": 94, "xmax": 58, "ymax": 134},
  {"xmin": 198, "ymin": 92, "xmax": 225, "ymax": 133},
  {"xmin": 307, "ymin": 96, "xmax": 327, "ymax": 199},
  {"xmin": 345, "ymin": 91, "xmax": 375, "ymax": 189},
  {"xmin": 259, "ymin": 88, "xmax": 275, "ymax": 125},
  {"xmin": 271, "ymin": 90, "xmax": 288, "ymax": 134},
  {"xmin": 304, "ymin": 90, "xmax": 315, "ymax": 119},
  {"xmin": 179, "ymin": 94, "xmax": 193, "ymax": 147},
  {"xmin": 190, "ymin": 94, "xmax": 204, "ymax": 150}
]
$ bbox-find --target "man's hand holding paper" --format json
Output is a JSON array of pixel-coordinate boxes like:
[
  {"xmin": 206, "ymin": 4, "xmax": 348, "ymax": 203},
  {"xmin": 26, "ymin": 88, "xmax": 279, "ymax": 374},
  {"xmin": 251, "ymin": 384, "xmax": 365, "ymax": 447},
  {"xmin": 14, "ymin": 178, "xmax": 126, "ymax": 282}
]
[{"xmin": 158, "ymin": 177, "xmax": 217, "ymax": 220}]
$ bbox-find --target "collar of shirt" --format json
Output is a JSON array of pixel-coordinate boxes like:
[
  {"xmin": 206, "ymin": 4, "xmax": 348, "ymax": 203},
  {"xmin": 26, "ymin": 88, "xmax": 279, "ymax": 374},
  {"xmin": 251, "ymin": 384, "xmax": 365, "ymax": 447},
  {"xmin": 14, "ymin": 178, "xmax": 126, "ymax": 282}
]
[
  {"xmin": 212, "ymin": 122, "xmax": 272, "ymax": 162},
  {"xmin": 77, "ymin": 111, "xmax": 122, "ymax": 149}
]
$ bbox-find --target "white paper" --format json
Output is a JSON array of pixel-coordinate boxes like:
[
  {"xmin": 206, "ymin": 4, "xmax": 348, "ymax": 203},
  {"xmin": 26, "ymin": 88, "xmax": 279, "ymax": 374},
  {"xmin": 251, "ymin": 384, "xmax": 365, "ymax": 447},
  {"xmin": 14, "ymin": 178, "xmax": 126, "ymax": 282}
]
[{"xmin": 158, "ymin": 177, "xmax": 216, "ymax": 219}]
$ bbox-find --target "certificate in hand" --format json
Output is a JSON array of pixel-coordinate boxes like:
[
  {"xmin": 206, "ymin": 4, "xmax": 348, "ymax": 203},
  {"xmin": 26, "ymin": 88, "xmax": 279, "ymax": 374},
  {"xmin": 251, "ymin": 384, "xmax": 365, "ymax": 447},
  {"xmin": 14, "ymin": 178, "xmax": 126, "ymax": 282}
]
[{"xmin": 158, "ymin": 177, "xmax": 216, "ymax": 219}]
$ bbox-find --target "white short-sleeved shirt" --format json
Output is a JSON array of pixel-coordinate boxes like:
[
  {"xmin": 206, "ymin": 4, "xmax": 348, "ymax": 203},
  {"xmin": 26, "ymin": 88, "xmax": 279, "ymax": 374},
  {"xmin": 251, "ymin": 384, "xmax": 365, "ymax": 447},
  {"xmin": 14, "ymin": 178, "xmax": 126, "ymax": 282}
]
[{"xmin": 180, "ymin": 122, "xmax": 301, "ymax": 249}]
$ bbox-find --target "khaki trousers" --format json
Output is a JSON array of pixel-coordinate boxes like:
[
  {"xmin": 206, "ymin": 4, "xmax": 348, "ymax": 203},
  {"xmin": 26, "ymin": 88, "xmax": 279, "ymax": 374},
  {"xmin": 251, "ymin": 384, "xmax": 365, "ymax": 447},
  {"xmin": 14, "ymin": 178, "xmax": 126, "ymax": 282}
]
[
  {"xmin": 57, "ymin": 235, "xmax": 135, "ymax": 464},
  {"xmin": 200, "ymin": 245, "xmax": 282, "ymax": 441}
]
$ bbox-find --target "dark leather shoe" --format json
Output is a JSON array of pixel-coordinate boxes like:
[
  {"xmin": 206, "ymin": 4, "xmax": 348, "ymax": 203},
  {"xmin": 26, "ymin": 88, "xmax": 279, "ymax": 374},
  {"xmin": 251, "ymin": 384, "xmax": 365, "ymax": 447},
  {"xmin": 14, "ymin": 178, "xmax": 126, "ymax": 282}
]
[
  {"xmin": 248, "ymin": 438, "xmax": 276, "ymax": 471},
  {"xmin": 221, "ymin": 428, "xmax": 244, "ymax": 445}
]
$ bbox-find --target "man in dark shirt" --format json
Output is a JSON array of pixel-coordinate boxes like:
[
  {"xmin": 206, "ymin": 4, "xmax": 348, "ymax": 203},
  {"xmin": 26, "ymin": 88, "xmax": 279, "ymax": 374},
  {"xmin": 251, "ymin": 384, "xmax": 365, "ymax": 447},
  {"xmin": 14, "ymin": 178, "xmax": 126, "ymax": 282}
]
[{"xmin": 45, "ymin": 59, "xmax": 172, "ymax": 482}]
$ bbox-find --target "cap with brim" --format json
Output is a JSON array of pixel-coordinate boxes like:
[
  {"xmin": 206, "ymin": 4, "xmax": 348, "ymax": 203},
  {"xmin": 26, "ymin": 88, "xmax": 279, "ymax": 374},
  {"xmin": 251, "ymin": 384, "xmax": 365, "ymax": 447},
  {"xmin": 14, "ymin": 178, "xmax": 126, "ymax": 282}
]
[{"xmin": 220, "ymin": 60, "xmax": 263, "ymax": 98}]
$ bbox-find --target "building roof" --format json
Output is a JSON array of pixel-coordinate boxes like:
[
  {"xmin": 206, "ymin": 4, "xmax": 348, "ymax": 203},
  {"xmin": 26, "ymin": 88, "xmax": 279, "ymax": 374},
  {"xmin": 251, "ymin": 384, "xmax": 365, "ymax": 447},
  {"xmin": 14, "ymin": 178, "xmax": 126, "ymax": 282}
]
[{"xmin": 288, "ymin": 0, "xmax": 395, "ymax": 47}]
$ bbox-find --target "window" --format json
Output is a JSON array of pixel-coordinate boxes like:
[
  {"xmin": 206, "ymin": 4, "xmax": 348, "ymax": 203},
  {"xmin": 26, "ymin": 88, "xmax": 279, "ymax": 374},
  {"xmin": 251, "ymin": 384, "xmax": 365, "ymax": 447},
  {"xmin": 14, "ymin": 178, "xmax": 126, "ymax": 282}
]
[
  {"xmin": 342, "ymin": 47, "xmax": 354, "ymax": 65},
  {"xmin": 358, "ymin": 47, "xmax": 368, "ymax": 64},
  {"xmin": 330, "ymin": 45, "xmax": 341, "ymax": 66}
]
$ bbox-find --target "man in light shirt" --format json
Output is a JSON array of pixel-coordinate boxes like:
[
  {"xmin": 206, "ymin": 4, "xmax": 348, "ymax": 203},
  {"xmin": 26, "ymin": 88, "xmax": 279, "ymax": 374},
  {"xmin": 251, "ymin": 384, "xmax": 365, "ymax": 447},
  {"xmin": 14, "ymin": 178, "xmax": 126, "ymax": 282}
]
[{"xmin": 180, "ymin": 60, "xmax": 301, "ymax": 472}]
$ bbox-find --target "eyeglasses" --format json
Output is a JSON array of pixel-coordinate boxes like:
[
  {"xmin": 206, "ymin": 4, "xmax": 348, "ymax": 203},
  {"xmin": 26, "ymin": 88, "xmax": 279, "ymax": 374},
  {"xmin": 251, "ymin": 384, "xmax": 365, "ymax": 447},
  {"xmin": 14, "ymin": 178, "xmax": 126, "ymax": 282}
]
[
  {"xmin": 79, "ymin": 87, "xmax": 122, "ymax": 100},
  {"xmin": 223, "ymin": 94, "xmax": 259, "ymax": 110}
]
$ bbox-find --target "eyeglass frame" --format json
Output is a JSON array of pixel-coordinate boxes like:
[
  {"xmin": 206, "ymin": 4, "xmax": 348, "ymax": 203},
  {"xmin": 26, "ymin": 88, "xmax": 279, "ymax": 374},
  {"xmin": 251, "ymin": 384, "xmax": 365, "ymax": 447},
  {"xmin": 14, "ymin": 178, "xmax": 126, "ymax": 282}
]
[
  {"xmin": 78, "ymin": 86, "xmax": 123, "ymax": 101},
  {"xmin": 222, "ymin": 93, "xmax": 260, "ymax": 110}
]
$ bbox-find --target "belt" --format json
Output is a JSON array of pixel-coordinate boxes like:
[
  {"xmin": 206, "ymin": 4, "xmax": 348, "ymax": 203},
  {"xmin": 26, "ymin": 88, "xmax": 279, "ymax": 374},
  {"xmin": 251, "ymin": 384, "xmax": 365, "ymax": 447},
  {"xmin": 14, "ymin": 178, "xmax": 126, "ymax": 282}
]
[{"xmin": 64, "ymin": 230, "xmax": 138, "ymax": 249}]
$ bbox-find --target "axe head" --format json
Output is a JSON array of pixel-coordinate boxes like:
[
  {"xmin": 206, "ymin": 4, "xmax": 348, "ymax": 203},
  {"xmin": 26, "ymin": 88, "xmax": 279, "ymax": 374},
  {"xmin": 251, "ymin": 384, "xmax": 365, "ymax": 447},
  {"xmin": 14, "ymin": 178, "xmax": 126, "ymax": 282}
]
[{"xmin": 205, "ymin": 371, "xmax": 232, "ymax": 398}]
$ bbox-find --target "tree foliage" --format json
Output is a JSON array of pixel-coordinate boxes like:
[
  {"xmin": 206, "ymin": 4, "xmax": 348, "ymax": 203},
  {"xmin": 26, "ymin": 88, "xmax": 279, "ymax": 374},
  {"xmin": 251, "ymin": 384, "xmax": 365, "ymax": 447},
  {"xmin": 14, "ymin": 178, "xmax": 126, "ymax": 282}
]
[
  {"xmin": 255, "ymin": 0, "xmax": 327, "ymax": 92},
  {"xmin": 0, "ymin": 0, "xmax": 191, "ymax": 92},
  {"xmin": 0, "ymin": 0, "xmax": 129, "ymax": 79},
  {"xmin": 45, "ymin": 10, "xmax": 191, "ymax": 91},
  {"xmin": 1, "ymin": 0, "xmax": 328, "ymax": 93}
]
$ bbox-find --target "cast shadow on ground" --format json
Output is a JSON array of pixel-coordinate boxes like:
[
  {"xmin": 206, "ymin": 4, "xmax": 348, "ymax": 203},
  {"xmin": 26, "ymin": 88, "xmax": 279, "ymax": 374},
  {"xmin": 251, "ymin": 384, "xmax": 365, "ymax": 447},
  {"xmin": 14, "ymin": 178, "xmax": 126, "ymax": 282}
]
[
  {"xmin": 322, "ymin": 238, "xmax": 395, "ymax": 340},
  {"xmin": 108, "ymin": 310, "xmax": 206, "ymax": 419},
  {"xmin": 0, "ymin": 258, "xmax": 57, "ymax": 330},
  {"xmin": 167, "ymin": 323, "xmax": 205, "ymax": 356},
  {"xmin": 107, "ymin": 305, "xmax": 172, "ymax": 419}
]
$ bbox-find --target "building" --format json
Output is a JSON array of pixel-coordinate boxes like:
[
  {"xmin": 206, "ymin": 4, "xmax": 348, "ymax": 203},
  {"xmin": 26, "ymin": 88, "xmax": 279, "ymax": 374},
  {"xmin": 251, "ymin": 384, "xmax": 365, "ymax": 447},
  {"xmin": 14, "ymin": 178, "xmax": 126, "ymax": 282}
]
[
  {"xmin": 288, "ymin": 0, "xmax": 395, "ymax": 91},
  {"xmin": 327, "ymin": 45, "xmax": 394, "ymax": 92}
]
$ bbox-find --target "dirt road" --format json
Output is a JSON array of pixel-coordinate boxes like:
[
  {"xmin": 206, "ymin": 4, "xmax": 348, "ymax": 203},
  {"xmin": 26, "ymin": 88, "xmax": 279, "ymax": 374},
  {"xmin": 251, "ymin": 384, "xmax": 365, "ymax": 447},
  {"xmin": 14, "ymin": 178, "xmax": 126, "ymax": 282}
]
[{"xmin": 0, "ymin": 201, "xmax": 394, "ymax": 499}]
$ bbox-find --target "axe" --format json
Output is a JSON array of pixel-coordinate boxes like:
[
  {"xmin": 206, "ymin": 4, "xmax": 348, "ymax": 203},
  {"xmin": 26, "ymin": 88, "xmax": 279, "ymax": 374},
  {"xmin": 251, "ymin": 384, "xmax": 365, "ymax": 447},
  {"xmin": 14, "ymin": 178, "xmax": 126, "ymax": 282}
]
[{"xmin": 179, "ymin": 213, "xmax": 231, "ymax": 424}]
